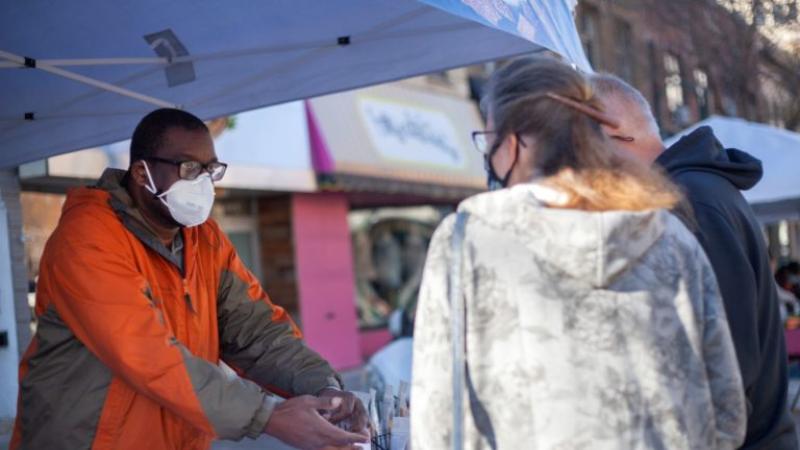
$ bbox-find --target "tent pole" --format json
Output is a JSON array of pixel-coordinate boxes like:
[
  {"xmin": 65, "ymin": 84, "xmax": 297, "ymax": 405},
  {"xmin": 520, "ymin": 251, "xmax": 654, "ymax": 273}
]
[
  {"xmin": 0, "ymin": 169, "xmax": 26, "ymax": 421},
  {"xmin": 0, "ymin": 50, "xmax": 178, "ymax": 109},
  {"xmin": 0, "ymin": 39, "xmax": 338, "ymax": 70},
  {"xmin": 0, "ymin": 57, "xmax": 169, "ymax": 68}
]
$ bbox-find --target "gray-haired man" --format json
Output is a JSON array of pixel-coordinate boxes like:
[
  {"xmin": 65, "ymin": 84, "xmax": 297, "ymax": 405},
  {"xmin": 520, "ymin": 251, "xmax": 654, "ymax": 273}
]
[{"xmin": 593, "ymin": 74, "xmax": 797, "ymax": 450}]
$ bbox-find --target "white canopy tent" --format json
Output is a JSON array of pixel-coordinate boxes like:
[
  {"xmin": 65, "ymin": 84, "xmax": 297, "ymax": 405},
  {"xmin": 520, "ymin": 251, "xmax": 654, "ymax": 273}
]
[{"xmin": 664, "ymin": 116, "xmax": 800, "ymax": 223}]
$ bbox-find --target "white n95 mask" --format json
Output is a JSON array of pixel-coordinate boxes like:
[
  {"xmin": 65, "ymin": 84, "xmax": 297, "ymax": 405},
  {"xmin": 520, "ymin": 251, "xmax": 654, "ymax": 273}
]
[{"xmin": 143, "ymin": 161, "xmax": 215, "ymax": 227}]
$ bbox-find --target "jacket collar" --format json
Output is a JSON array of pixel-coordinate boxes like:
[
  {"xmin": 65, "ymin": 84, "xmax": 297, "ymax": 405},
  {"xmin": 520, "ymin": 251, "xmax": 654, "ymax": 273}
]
[{"xmin": 97, "ymin": 168, "xmax": 185, "ymax": 274}]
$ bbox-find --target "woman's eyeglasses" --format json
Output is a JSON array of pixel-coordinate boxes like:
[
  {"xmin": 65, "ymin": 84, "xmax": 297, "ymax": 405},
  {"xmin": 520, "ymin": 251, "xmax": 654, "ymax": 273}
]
[
  {"xmin": 471, "ymin": 131, "xmax": 528, "ymax": 154},
  {"xmin": 470, "ymin": 130, "xmax": 497, "ymax": 155},
  {"xmin": 146, "ymin": 157, "xmax": 228, "ymax": 182}
]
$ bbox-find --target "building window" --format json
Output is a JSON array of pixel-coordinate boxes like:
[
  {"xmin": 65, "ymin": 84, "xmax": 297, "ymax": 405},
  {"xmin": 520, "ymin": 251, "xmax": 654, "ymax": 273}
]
[
  {"xmin": 579, "ymin": 7, "xmax": 601, "ymax": 67},
  {"xmin": 664, "ymin": 54, "xmax": 686, "ymax": 122},
  {"xmin": 647, "ymin": 42, "xmax": 663, "ymax": 130},
  {"xmin": 614, "ymin": 19, "xmax": 634, "ymax": 82},
  {"xmin": 216, "ymin": 199, "xmax": 264, "ymax": 285},
  {"xmin": 693, "ymin": 68, "xmax": 711, "ymax": 119},
  {"xmin": 759, "ymin": 72, "xmax": 789, "ymax": 127}
]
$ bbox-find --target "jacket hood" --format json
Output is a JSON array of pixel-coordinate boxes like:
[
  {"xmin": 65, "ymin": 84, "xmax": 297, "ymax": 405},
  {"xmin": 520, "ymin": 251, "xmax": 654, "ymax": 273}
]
[
  {"xmin": 657, "ymin": 126, "xmax": 762, "ymax": 190},
  {"xmin": 458, "ymin": 184, "xmax": 670, "ymax": 288},
  {"xmin": 63, "ymin": 168, "xmax": 163, "ymax": 241}
]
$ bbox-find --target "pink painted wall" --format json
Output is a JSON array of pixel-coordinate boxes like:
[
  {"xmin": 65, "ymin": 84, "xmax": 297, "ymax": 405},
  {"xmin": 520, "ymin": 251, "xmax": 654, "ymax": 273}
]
[
  {"xmin": 359, "ymin": 328, "xmax": 392, "ymax": 360},
  {"xmin": 292, "ymin": 193, "xmax": 362, "ymax": 370}
]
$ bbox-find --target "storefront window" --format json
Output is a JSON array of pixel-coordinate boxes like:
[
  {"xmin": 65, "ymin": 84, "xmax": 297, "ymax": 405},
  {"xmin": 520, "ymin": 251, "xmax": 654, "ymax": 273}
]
[
  {"xmin": 228, "ymin": 231, "xmax": 259, "ymax": 274},
  {"xmin": 350, "ymin": 207, "xmax": 450, "ymax": 329},
  {"xmin": 215, "ymin": 198, "xmax": 264, "ymax": 284}
]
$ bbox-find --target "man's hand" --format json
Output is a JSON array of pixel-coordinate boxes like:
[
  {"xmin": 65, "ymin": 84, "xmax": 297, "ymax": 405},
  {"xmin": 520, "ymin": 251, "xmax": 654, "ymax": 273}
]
[
  {"xmin": 318, "ymin": 388, "xmax": 369, "ymax": 433},
  {"xmin": 264, "ymin": 395, "xmax": 369, "ymax": 450}
]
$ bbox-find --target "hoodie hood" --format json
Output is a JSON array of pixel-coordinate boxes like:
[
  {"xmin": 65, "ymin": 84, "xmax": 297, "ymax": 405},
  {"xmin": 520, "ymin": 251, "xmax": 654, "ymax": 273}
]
[
  {"xmin": 657, "ymin": 126, "xmax": 763, "ymax": 191},
  {"xmin": 458, "ymin": 184, "xmax": 669, "ymax": 288},
  {"xmin": 62, "ymin": 169, "xmax": 190, "ymax": 273},
  {"xmin": 62, "ymin": 169, "xmax": 129, "ymax": 217},
  {"xmin": 97, "ymin": 169, "xmax": 163, "ymax": 237}
]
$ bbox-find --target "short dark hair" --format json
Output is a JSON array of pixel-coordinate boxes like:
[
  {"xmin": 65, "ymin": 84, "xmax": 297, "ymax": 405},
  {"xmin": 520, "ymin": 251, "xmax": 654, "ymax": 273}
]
[{"xmin": 129, "ymin": 108, "xmax": 208, "ymax": 163}]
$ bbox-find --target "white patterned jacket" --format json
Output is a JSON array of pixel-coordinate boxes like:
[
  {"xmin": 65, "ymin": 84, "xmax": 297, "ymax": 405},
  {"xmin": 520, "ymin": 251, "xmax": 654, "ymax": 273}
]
[{"xmin": 411, "ymin": 183, "xmax": 746, "ymax": 450}]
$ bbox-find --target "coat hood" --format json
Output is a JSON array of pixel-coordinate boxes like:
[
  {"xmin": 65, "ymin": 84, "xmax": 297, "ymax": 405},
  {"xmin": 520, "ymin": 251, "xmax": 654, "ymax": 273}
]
[
  {"xmin": 62, "ymin": 168, "xmax": 163, "ymax": 240},
  {"xmin": 61, "ymin": 168, "xmax": 194, "ymax": 275},
  {"xmin": 657, "ymin": 126, "xmax": 763, "ymax": 190},
  {"xmin": 458, "ymin": 184, "xmax": 670, "ymax": 288}
]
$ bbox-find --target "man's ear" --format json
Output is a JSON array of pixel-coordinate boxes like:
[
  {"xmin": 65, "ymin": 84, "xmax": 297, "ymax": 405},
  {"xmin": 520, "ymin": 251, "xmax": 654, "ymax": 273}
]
[{"xmin": 129, "ymin": 160, "xmax": 149, "ymax": 188}]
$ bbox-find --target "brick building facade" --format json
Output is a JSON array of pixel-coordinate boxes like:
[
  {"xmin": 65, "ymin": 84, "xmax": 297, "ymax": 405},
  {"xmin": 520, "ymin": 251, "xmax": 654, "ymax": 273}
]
[{"xmin": 575, "ymin": 0, "xmax": 800, "ymax": 135}]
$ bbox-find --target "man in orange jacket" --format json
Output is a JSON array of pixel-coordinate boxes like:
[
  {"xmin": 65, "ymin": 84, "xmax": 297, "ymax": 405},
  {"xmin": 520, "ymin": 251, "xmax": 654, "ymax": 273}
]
[{"xmin": 12, "ymin": 109, "xmax": 369, "ymax": 450}]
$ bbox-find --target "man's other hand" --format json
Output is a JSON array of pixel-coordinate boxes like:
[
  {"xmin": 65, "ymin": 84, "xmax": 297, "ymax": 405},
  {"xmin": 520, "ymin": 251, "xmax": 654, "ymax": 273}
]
[
  {"xmin": 318, "ymin": 388, "xmax": 369, "ymax": 433},
  {"xmin": 264, "ymin": 395, "xmax": 369, "ymax": 450}
]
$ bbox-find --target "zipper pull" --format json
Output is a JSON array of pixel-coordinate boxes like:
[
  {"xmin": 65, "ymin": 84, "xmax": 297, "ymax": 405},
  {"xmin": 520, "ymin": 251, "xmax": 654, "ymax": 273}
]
[{"xmin": 183, "ymin": 279, "xmax": 196, "ymax": 314}]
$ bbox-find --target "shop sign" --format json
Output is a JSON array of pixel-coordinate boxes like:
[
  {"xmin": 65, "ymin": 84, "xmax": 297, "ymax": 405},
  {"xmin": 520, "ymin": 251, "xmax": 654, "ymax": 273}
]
[{"xmin": 358, "ymin": 96, "xmax": 467, "ymax": 169}]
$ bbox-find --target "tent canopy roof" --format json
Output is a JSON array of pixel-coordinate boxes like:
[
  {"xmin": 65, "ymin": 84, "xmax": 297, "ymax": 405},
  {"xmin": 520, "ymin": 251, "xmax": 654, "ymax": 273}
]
[
  {"xmin": 0, "ymin": 0, "xmax": 588, "ymax": 168},
  {"xmin": 664, "ymin": 116, "xmax": 800, "ymax": 221}
]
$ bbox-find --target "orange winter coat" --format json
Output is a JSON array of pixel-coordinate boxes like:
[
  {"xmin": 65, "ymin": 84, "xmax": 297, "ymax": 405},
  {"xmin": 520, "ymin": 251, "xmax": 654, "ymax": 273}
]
[{"xmin": 12, "ymin": 169, "xmax": 339, "ymax": 450}]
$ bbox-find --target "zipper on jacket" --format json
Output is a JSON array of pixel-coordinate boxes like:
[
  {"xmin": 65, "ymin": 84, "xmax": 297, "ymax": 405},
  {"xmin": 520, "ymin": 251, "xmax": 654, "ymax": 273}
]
[{"xmin": 183, "ymin": 278, "xmax": 196, "ymax": 314}]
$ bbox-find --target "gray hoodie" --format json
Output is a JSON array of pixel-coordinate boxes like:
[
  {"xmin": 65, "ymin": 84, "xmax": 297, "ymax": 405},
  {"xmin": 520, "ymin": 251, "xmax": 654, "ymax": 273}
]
[{"xmin": 411, "ymin": 183, "xmax": 746, "ymax": 450}]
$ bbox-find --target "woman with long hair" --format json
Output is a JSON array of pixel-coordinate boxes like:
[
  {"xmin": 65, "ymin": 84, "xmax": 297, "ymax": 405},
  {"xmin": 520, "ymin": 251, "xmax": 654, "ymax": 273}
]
[{"xmin": 410, "ymin": 57, "xmax": 745, "ymax": 449}]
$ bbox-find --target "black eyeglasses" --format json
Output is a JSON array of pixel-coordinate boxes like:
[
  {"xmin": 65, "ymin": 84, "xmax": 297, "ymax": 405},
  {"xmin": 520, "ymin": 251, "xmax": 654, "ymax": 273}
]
[
  {"xmin": 471, "ymin": 130, "xmax": 527, "ymax": 155},
  {"xmin": 146, "ymin": 157, "xmax": 228, "ymax": 182},
  {"xmin": 471, "ymin": 130, "xmax": 497, "ymax": 154}
]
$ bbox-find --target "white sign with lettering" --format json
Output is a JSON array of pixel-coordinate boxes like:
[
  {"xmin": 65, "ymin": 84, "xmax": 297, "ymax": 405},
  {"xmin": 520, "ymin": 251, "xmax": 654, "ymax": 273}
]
[{"xmin": 358, "ymin": 96, "xmax": 467, "ymax": 169}]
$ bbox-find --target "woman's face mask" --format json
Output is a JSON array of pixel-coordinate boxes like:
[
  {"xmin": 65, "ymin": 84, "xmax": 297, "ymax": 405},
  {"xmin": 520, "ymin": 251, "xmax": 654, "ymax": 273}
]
[
  {"xmin": 484, "ymin": 134, "xmax": 521, "ymax": 191},
  {"xmin": 485, "ymin": 154, "xmax": 510, "ymax": 191},
  {"xmin": 143, "ymin": 161, "xmax": 215, "ymax": 227}
]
